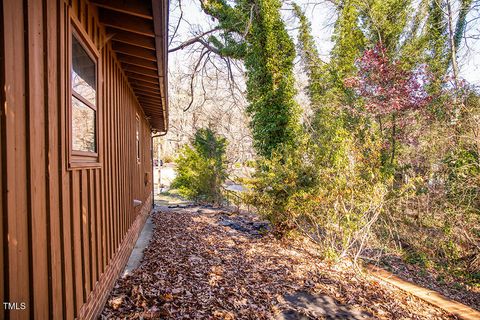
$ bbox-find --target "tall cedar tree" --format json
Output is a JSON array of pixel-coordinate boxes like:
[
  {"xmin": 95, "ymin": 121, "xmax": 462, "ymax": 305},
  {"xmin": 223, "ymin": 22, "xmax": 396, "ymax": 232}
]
[
  {"xmin": 201, "ymin": 0, "xmax": 300, "ymax": 157},
  {"xmin": 329, "ymin": 0, "xmax": 366, "ymax": 104},
  {"xmin": 292, "ymin": 3, "xmax": 326, "ymax": 105}
]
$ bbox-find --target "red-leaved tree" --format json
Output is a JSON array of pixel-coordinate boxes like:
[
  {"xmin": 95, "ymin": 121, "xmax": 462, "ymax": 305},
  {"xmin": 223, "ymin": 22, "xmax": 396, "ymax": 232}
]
[{"xmin": 345, "ymin": 44, "xmax": 432, "ymax": 164}]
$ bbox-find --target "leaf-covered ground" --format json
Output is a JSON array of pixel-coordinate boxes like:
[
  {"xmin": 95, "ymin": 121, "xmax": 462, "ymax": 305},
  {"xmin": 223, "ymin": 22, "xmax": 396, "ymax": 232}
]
[
  {"xmin": 101, "ymin": 206, "xmax": 455, "ymax": 319},
  {"xmin": 368, "ymin": 253, "xmax": 480, "ymax": 311}
]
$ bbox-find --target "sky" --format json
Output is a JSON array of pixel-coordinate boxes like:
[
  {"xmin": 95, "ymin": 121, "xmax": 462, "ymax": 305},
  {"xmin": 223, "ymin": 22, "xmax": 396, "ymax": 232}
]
[{"xmin": 169, "ymin": 0, "xmax": 480, "ymax": 86}]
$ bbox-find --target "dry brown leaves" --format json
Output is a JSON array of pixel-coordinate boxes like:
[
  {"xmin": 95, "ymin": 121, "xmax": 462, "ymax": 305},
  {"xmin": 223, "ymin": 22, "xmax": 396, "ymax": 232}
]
[
  {"xmin": 370, "ymin": 254, "xmax": 479, "ymax": 311},
  {"xmin": 101, "ymin": 207, "xmax": 455, "ymax": 319}
]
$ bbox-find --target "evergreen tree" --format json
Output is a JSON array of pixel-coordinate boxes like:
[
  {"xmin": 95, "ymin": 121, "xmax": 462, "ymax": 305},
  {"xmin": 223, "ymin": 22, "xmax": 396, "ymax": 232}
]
[
  {"xmin": 454, "ymin": 0, "xmax": 473, "ymax": 51},
  {"xmin": 293, "ymin": 3, "xmax": 350, "ymax": 165},
  {"xmin": 329, "ymin": 0, "xmax": 366, "ymax": 103},
  {"xmin": 292, "ymin": 3, "xmax": 326, "ymax": 105},
  {"xmin": 201, "ymin": 0, "xmax": 300, "ymax": 157},
  {"xmin": 398, "ymin": 0, "xmax": 430, "ymax": 70},
  {"xmin": 360, "ymin": 0, "xmax": 412, "ymax": 53},
  {"xmin": 244, "ymin": 0, "xmax": 300, "ymax": 157},
  {"xmin": 426, "ymin": 0, "xmax": 450, "ymax": 91},
  {"xmin": 172, "ymin": 128, "xmax": 228, "ymax": 204}
]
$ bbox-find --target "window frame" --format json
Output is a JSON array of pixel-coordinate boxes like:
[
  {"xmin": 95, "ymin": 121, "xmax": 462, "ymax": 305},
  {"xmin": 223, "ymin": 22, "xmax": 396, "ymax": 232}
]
[
  {"xmin": 136, "ymin": 114, "xmax": 141, "ymax": 164},
  {"xmin": 68, "ymin": 16, "xmax": 101, "ymax": 169}
]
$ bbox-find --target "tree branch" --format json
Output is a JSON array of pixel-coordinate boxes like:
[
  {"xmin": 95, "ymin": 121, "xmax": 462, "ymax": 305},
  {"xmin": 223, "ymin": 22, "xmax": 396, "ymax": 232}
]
[
  {"xmin": 169, "ymin": 0, "xmax": 184, "ymax": 46},
  {"xmin": 168, "ymin": 28, "xmax": 221, "ymax": 53}
]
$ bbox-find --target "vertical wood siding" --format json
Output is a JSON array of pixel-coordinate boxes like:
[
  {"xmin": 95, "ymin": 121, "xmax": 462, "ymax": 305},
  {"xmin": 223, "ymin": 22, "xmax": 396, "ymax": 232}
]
[
  {"xmin": 0, "ymin": 0, "xmax": 5, "ymax": 314},
  {"xmin": 1, "ymin": 0, "xmax": 156, "ymax": 318}
]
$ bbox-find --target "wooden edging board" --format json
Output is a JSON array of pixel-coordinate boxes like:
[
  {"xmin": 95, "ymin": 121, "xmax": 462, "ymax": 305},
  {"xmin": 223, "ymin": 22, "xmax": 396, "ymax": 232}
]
[{"xmin": 366, "ymin": 264, "xmax": 480, "ymax": 320}]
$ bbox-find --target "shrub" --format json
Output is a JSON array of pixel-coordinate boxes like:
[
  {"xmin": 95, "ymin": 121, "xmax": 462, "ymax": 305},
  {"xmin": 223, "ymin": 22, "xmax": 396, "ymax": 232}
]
[
  {"xmin": 171, "ymin": 128, "xmax": 228, "ymax": 204},
  {"xmin": 247, "ymin": 120, "xmax": 388, "ymax": 261},
  {"xmin": 378, "ymin": 90, "xmax": 480, "ymax": 279}
]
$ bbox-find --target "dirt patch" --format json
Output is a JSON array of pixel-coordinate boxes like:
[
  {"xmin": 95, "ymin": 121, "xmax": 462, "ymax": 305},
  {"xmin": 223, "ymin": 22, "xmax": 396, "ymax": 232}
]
[{"xmin": 101, "ymin": 207, "xmax": 454, "ymax": 319}]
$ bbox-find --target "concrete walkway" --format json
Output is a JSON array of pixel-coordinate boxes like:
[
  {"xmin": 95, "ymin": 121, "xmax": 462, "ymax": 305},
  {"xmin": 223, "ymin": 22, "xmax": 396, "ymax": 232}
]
[
  {"xmin": 122, "ymin": 216, "xmax": 155, "ymax": 277},
  {"xmin": 122, "ymin": 201, "xmax": 192, "ymax": 277}
]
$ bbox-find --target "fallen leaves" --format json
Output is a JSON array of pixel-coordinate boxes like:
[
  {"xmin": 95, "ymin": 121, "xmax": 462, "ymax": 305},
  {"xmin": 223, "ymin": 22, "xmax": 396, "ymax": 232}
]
[
  {"xmin": 101, "ymin": 206, "xmax": 454, "ymax": 319},
  {"xmin": 366, "ymin": 252, "xmax": 480, "ymax": 311},
  {"xmin": 109, "ymin": 295, "xmax": 125, "ymax": 310},
  {"xmin": 213, "ymin": 309, "xmax": 235, "ymax": 320}
]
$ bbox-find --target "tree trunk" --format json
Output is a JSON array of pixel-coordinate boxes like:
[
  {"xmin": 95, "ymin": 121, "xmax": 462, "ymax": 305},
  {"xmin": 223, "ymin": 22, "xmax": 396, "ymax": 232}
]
[
  {"xmin": 391, "ymin": 114, "xmax": 396, "ymax": 165},
  {"xmin": 446, "ymin": 0, "xmax": 460, "ymax": 103}
]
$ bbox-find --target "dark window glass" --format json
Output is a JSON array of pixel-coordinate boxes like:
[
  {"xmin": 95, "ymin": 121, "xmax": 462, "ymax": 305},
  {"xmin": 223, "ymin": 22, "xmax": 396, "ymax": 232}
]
[
  {"xmin": 72, "ymin": 37, "xmax": 96, "ymax": 104},
  {"xmin": 136, "ymin": 116, "xmax": 141, "ymax": 161}
]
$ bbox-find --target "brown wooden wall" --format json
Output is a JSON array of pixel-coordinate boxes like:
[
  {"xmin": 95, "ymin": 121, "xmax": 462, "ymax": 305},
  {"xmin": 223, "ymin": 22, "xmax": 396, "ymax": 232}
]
[{"xmin": 1, "ymin": 0, "xmax": 156, "ymax": 318}]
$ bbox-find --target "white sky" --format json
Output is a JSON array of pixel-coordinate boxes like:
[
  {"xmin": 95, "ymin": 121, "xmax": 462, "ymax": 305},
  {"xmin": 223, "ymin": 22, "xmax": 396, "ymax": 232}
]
[{"xmin": 169, "ymin": 0, "xmax": 480, "ymax": 86}]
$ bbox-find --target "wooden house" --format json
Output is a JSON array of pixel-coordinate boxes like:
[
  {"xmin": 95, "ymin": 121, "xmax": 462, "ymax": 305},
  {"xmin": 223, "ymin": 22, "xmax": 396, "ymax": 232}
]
[{"xmin": 0, "ymin": 0, "xmax": 169, "ymax": 318}]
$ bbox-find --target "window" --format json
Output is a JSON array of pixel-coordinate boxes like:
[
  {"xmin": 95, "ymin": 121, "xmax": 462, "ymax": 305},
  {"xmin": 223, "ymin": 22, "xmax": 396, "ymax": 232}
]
[
  {"xmin": 136, "ymin": 115, "xmax": 141, "ymax": 163},
  {"xmin": 69, "ymin": 25, "xmax": 99, "ymax": 168}
]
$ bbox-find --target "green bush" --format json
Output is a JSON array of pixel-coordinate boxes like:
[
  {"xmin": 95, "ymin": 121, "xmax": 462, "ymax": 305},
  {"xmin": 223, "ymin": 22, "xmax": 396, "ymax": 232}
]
[
  {"xmin": 171, "ymin": 128, "xmax": 228, "ymax": 204},
  {"xmin": 247, "ymin": 119, "xmax": 388, "ymax": 261},
  {"xmin": 379, "ymin": 91, "xmax": 480, "ymax": 279},
  {"xmin": 444, "ymin": 148, "xmax": 480, "ymax": 213}
]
